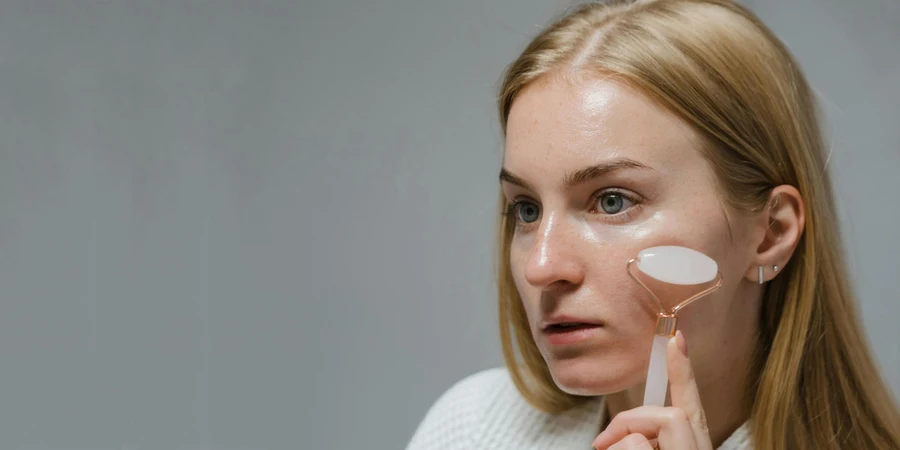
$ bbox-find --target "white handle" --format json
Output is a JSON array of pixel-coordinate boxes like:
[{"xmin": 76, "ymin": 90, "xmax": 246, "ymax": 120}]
[{"xmin": 643, "ymin": 334, "xmax": 670, "ymax": 406}]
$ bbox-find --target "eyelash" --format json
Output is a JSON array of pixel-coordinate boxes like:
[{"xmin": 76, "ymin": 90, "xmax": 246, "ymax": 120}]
[{"xmin": 503, "ymin": 189, "xmax": 642, "ymax": 231}]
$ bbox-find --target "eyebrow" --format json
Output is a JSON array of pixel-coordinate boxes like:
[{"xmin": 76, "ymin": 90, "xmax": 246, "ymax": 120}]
[{"xmin": 499, "ymin": 158, "xmax": 654, "ymax": 190}]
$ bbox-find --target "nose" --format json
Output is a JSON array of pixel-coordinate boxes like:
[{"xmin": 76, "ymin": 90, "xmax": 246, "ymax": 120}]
[{"xmin": 523, "ymin": 212, "xmax": 585, "ymax": 290}]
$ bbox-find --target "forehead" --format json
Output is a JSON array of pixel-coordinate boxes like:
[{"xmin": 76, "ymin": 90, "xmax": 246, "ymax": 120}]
[{"xmin": 504, "ymin": 73, "xmax": 704, "ymax": 177}]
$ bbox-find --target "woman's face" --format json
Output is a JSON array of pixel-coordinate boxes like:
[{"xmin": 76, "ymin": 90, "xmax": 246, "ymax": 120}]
[{"xmin": 502, "ymin": 73, "xmax": 760, "ymax": 396}]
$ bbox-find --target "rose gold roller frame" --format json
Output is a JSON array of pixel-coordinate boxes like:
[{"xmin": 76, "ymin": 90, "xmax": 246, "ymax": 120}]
[
  {"xmin": 626, "ymin": 249, "xmax": 723, "ymax": 406},
  {"xmin": 626, "ymin": 258, "xmax": 723, "ymax": 338}
]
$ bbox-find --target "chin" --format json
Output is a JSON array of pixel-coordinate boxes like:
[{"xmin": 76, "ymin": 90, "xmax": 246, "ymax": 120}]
[{"xmin": 544, "ymin": 353, "xmax": 646, "ymax": 396}]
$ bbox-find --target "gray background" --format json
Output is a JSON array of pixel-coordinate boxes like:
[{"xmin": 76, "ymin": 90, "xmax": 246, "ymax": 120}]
[{"xmin": 0, "ymin": 0, "xmax": 896, "ymax": 449}]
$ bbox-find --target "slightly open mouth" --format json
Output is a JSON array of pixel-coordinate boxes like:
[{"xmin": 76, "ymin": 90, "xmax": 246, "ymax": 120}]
[{"xmin": 545, "ymin": 323, "xmax": 598, "ymax": 333}]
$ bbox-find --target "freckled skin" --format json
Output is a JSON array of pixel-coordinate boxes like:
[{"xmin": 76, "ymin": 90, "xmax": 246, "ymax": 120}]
[{"xmin": 502, "ymin": 73, "xmax": 761, "ymax": 398}]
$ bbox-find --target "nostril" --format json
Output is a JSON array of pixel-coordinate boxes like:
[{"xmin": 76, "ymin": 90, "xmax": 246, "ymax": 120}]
[{"xmin": 541, "ymin": 279, "xmax": 580, "ymax": 295}]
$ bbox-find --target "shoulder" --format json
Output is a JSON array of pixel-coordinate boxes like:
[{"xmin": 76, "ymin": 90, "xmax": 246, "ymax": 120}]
[
  {"xmin": 404, "ymin": 367, "xmax": 535, "ymax": 450},
  {"xmin": 434, "ymin": 367, "xmax": 523, "ymax": 413}
]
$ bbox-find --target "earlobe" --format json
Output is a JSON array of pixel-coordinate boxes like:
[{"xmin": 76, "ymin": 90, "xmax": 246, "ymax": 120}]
[{"xmin": 757, "ymin": 264, "xmax": 780, "ymax": 284}]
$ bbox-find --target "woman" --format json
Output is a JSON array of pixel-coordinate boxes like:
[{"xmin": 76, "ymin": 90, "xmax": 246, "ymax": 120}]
[{"xmin": 407, "ymin": 0, "xmax": 900, "ymax": 448}]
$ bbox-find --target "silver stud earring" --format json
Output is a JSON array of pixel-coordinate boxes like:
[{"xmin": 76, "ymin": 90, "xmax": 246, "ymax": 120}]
[
  {"xmin": 773, "ymin": 265, "xmax": 779, "ymax": 272},
  {"xmin": 758, "ymin": 265, "xmax": 764, "ymax": 284}
]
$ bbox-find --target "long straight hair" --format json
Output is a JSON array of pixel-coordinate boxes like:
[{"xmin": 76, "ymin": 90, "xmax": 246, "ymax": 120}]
[{"xmin": 494, "ymin": 1, "xmax": 900, "ymax": 448}]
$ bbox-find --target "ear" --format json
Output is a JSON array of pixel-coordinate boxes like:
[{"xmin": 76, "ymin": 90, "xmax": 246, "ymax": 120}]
[{"xmin": 743, "ymin": 185, "xmax": 806, "ymax": 284}]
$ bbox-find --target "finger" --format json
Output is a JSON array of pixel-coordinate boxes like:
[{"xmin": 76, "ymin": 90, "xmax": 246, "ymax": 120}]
[
  {"xmin": 667, "ymin": 330, "xmax": 712, "ymax": 449},
  {"xmin": 605, "ymin": 433, "xmax": 656, "ymax": 450},
  {"xmin": 592, "ymin": 406, "xmax": 696, "ymax": 450}
]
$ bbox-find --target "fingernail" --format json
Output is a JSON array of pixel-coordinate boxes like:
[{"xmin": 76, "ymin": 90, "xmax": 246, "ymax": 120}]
[{"xmin": 676, "ymin": 330, "xmax": 688, "ymax": 356}]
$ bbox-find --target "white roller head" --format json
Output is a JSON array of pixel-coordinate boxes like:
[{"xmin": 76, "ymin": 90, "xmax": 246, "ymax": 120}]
[{"xmin": 636, "ymin": 246, "xmax": 718, "ymax": 285}]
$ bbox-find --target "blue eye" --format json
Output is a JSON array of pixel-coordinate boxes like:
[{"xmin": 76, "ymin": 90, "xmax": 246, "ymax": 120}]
[
  {"xmin": 515, "ymin": 201, "xmax": 540, "ymax": 223},
  {"xmin": 600, "ymin": 193, "xmax": 624, "ymax": 214},
  {"xmin": 597, "ymin": 192, "xmax": 638, "ymax": 215}
]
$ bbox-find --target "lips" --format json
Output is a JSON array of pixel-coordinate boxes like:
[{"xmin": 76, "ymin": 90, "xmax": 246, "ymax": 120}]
[
  {"xmin": 540, "ymin": 317, "xmax": 603, "ymax": 346},
  {"xmin": 541, "ymin": 316, "xmax": 603, "ymax": 331},
  {"xmin": 544, "ymin": 322, "xmax": 597, "ymax": 332}
]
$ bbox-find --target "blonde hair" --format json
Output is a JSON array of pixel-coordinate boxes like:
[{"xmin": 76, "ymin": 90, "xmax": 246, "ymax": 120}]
[{"xmin": 494, "ymin": 1, "xmax": 900, "ymax": 448}]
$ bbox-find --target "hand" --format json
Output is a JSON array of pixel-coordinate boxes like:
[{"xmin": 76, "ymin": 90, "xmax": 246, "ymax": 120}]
[{"xmin": 592, "ymin": 330, "xmax": 712, "ymax": 450}]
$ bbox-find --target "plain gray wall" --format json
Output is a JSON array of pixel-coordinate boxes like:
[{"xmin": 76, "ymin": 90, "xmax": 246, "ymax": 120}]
[{"xmin": 0, "ymin": 1, "xmax": 895, "ymax": 449}]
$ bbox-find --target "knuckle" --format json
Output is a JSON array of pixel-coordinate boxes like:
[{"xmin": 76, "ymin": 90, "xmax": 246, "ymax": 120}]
[
  {"xmin": 664, "ymin": 407, "xmax": 689, "ymax": 424},
  {"xmin": 623, "ymin": 433, "xmax": 646, "ymax": 444},
  {"xmin": 695, "ymin": 412, "xmax": 710, "ymax": 434},
  {"xmin": 622, "ymin": 433, "xmax": 655, "ymax": 450}
]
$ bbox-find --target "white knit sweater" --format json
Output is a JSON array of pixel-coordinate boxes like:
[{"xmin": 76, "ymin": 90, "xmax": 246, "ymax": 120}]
[{"xmin": 406, "ymin": 368, "xmax": 752, "ymax": 450}]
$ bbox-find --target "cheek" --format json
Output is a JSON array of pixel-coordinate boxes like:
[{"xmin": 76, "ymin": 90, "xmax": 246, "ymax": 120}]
[
  {"xmin": 581, "ymin": 209, "xmax": 738, "ymax": 320},
  {"xmin": 611, "ymin": 207, "xmax": 748, "ymax": 336},
  {"xmin": 588, "ymin": 244, "xmax": 659, "ymax": 326}
]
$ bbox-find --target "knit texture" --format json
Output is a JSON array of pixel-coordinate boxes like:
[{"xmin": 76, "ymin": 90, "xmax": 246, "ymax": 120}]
[{"xmin": 406, "ymin": 368, "xmax": 752, "ymax": 450}]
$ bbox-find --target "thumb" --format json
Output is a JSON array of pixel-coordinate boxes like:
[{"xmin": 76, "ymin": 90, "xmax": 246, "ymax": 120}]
[{"xmin": 667, "ymin": 330, "xmax": 710, "ymax": 446}]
